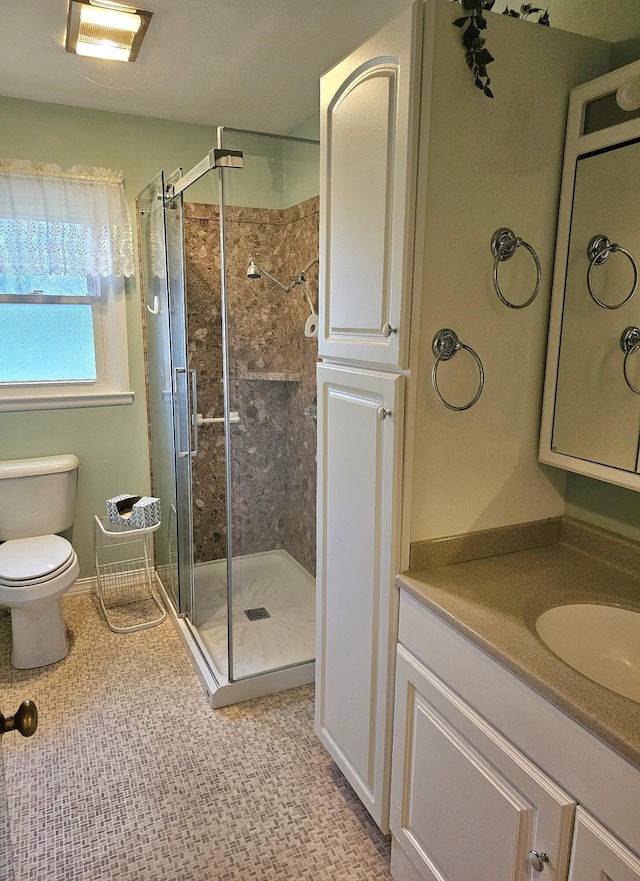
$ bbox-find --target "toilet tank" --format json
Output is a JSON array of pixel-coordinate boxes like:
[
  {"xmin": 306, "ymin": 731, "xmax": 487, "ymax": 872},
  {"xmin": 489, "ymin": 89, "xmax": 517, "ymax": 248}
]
[{"xmin": 0, "ymin": 454, "xmax": 79, "ymax": 540}]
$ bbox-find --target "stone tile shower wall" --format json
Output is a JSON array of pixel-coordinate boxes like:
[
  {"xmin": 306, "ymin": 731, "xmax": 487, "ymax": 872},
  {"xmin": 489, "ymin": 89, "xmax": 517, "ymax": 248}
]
[
  {"xmin": 183, "ymin": 202, "xmax": 226, "ymax": 564},
  {"xmin": 184, "ymin": 197, "xmax": 318, "ymax": 576},
  {"xmin": 280, "ymin": 199, "xmax": 319, "ymax": 575}
]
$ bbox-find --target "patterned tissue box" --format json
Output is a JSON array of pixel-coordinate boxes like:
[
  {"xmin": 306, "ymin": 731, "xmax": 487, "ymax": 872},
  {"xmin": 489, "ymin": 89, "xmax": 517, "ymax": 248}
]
[{"xmin": 107, "ymin": 494, "xmax": 161, "ymax": 529}]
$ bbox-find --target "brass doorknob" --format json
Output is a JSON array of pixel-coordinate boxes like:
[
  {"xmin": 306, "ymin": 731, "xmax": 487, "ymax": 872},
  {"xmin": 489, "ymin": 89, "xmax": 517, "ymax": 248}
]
[{"xmin": 0, "ymin": 700, "xmax": 38, "ymax": 737}]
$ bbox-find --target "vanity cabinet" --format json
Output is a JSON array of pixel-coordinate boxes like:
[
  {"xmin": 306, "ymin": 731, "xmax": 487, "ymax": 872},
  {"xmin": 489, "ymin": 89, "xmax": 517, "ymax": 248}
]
[
  {"xmin": 315, "ymin": 362, "xmax": 404, "ymax": 828},
  {"xmin": 317, "ymin": 0, "xmax": 610, "ymax": 838},
  {"xmin": 390, "ymin": 590, "xmax": 640, "ymax": 881},
  {"xmin": 391, "ymin": 644, "xmax": 575, "ymax": 881},
  {"xmin": 317, "ymin": 1, "xmax": 422, "ymax": 370},
  {"xmin": 316, "ymin": 0, "xmax": 421, "ymax": 832}
]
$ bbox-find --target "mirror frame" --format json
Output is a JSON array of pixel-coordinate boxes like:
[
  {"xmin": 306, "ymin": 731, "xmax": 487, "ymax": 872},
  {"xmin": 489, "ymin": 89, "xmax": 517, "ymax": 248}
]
[{"xmin": 539, "ymin": 59, "xmax": 640, "ymax": 492}]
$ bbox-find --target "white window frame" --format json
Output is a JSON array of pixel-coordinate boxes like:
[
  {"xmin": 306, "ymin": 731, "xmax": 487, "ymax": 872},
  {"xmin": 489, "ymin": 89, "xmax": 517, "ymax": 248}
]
[{"xmin": 0, "ymin": 275, "xmax": 133, "ymax": 412}]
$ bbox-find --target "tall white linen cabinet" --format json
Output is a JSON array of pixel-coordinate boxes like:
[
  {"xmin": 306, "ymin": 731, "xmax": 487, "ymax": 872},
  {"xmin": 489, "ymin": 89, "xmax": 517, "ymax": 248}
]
[{"xmin": 315, "ymin": 0, "xmax": 610, "ymax": 834}]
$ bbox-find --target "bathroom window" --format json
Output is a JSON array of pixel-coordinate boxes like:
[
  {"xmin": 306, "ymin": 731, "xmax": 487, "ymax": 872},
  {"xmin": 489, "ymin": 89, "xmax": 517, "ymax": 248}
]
[{"xmin": 0, "ymin": 160, "xmax": 135, "ymax": 411}]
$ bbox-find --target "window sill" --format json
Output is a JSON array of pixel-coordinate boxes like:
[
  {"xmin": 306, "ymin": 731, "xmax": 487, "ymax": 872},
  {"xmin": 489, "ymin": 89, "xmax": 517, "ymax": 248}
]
[{"xmin": 0, "ymin": 390, "xmax": 135, "ymax": 412}]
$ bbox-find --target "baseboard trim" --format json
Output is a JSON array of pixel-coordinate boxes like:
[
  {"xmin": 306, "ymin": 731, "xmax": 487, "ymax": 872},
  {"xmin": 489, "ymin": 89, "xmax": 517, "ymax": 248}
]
[{"xmin": 68, "ymin": 575, "xmax": 97, "ymax": 598}]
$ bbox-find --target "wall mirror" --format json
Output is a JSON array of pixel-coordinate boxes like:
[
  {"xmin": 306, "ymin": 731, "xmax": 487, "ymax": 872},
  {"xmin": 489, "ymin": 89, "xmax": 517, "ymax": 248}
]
[{"xmin": 540, "ymin": 59, "xmax": 640, "ymax": 491}]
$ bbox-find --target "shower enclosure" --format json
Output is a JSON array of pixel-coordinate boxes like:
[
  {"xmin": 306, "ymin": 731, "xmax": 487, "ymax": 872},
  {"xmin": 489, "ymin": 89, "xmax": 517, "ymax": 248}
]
[{"xmin": 137, "ymin": 128, "xmax": 319, "ymax": 706}]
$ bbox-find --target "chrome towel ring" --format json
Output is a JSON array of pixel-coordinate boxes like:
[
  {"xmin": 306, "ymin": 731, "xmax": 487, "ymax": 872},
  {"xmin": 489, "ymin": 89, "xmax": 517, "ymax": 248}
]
[
  {"xmin": 621, "ymin": 326, "xmax": 640, "ymax": 395},
  {"xmin": 431, "ymin": 329, "xmax": 484, "ymax": 411},
  {"xmin": 587, "ymin": 235, "xmax": 638, "ymax": 310},
  {"xmin": 491, "ymin": 228, "xmax": 542, "ymax": 309}
]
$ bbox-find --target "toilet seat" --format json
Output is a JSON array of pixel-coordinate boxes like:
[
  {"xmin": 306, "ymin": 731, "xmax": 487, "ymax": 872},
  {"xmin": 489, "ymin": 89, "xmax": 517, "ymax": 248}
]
[{"xmin": 0, "ymin": 535, "xmax": 75, "ymax": 586}]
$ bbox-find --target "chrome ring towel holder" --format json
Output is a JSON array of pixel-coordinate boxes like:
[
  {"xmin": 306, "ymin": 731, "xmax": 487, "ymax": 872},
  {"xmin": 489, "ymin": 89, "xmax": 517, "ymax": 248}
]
[
  {"xmin": 491, "ymin": 228, "xmax": 542, "ymax": 309},
  {"xmin": 621, "ymin": 327, "xmax": 640, "ymax": 395},
  {"xmin": 431, "ymin": 329, "xmax": 484, "ymax": 411},
  {"xmin": 587, "ymin": 235, "xmax": 638, "ymax": 310}
]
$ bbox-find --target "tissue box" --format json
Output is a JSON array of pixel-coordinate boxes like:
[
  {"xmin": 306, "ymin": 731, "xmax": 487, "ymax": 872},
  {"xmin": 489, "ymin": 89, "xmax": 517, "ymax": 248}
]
[{"xmin": 107, "ymin": 494, "xmax": 161, "ymax": 529}]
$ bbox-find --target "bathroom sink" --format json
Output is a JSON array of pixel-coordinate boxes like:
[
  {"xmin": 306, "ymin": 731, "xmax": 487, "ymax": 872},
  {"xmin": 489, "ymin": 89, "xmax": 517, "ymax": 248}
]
[{"xmin": 535, "ymin": 604, "xmax": 640, "ymax": 703}]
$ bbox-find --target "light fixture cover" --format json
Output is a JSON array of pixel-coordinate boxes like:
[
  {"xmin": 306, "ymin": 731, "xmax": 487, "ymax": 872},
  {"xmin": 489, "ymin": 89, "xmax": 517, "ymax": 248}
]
[
  {"xmin": 616, "ymin": 75, "xmax": 640, "ymax": 113},
  {"xmin": 65, "ymin": 0, "xmax": 152, "ymax": 62}
]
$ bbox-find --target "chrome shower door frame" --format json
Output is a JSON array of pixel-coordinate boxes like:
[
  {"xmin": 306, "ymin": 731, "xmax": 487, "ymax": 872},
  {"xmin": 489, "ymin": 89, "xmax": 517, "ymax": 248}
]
[
  {"xmin": 164, "ymin": 183, "xmax": 196, "ymax": 624},
  {"xmin": 216, "ymin": 126, "xmax": 237, "ymax": 681}
]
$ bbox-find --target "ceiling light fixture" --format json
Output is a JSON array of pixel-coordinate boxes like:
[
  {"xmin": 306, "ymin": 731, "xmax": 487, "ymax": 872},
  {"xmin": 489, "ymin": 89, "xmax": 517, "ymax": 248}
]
[
  {"xmin": 616, "ymin": 75, "xmax": 640, "ymax": 113},
  {"xmin": 65, "ymin": 0, "xmax": 152, "ymax": 63}
]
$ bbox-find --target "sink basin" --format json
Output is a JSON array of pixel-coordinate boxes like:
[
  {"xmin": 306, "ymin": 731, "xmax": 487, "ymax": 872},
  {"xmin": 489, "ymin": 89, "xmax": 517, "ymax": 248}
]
[{"xmin": 535, "ymin": 604, "xmax": 640, "ymax": 703}]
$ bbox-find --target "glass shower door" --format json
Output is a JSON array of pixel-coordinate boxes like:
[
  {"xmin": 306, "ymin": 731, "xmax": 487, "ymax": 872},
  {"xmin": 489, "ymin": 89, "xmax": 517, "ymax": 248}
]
[
  {"xmin": 138, "ymin": 173, "xmax": 180, "ymax": 610},
  {"xmin": 141, "ymin": 134, "xmax": 318, "ymax": 693},
  {"xmin": 178, "ymin": 168, "xmax": 230, "ymax": 678},
  {"xmin": 138, "ymin": 172, "xmax": 197, "ymax": 622},
  {"xmin": 218, "ymin": 127, "xmax": 319, "ymax": 681},
  {"xmin": 140, "ymin": 157, "xmax": 233, "ymax": 681},
  {"xmin": 164, "ymin": 187, "xmax": 196, "ymax": 623}
]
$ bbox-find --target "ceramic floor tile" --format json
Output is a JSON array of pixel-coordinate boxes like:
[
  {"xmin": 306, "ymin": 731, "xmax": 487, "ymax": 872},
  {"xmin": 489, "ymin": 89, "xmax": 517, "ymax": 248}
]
[{"xmin": 0, "ymin": 597, "xmax": 391, "ymax": 881}]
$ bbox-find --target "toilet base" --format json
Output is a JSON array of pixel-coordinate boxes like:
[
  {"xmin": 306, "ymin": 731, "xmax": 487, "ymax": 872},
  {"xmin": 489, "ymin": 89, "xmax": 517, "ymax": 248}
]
[{"xmin": 10, "ymin": 600, "xmax": 69, "ymax": 669}]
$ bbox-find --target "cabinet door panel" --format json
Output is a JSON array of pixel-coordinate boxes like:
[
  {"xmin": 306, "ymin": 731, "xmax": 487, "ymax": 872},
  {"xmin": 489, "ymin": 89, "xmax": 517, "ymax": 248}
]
[
  {"xmin": 318, "ymin": 1, "xmax": 422, "ymax": 368},
  {"xmin": 568, "ymin": 808, "xmax": 640, "ymax": 881},
  {"xmin": 315, "ymin": 363, "xmax": 404, "ymax": 832},
  {"xmin": 391, "ymin": 646, "xmax": 576, "ymax": 881}
]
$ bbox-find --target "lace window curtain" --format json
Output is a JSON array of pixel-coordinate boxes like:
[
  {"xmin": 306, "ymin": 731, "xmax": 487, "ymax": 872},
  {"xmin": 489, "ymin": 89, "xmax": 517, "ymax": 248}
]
[{"xmin": 0, "ymin": 159, "xmax": 135, "ymax": 278}]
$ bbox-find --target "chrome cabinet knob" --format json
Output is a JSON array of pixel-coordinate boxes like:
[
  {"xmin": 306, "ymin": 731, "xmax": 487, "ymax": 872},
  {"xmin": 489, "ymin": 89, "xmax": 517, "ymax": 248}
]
[
  {"xmin": 529, "ymin": 850, "xmax": 549, "ymax": 872},
  {"xmin": 0, "ymin": 700, "xmax": 38, "ymax": 737},
  {"xmin": 382, "ymin": 323, "xmax": 398, "ymax": 337},
  {"xmin": 376, "ymin": 407, "xmax": 392, "ymax": 421}
]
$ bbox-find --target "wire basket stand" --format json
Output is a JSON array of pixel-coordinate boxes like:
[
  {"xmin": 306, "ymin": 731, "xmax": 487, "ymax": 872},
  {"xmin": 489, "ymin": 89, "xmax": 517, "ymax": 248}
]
[{"xmin": 93, "ymin": 515, "xmax": 166, "ymax": 633}]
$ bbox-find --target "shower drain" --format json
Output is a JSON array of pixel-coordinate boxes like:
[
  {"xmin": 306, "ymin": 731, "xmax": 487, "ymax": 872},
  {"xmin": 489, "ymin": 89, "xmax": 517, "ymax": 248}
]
[{"xmin": 244, "ymin": 607, "xmax": 271, "ymax": 621}]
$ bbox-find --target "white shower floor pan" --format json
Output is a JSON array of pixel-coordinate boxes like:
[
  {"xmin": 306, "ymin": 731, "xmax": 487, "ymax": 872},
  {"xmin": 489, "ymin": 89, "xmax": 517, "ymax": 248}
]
[{"xmin": 158, "ymin": 549, "xmax": 315, "ymax": 707}]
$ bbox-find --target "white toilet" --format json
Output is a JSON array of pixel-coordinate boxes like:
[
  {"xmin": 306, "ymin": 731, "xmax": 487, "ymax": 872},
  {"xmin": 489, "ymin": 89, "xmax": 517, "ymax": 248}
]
[{"xmin": 0, "ymin": 454, "xmax": 80, "ymax": 669}]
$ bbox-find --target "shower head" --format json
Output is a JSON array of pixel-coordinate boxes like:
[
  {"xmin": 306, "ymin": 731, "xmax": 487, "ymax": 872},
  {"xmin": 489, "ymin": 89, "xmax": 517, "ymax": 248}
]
[
  {"xmin": 246, "ymin": 258, "xmax": 291, "ymax": 292},
  {"xmin": 246, "ymin": 257, "xmax": 318, "ymax": 299}
]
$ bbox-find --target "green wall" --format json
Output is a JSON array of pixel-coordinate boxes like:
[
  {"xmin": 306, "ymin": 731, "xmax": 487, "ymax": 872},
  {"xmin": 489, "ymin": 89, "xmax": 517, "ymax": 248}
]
[
  {"xmin": 2, "ymin": 88, "xmax": 639, "ymax": 579},
  {"xmin": 565, "ymin": 476, "xmax": 640, "ymax": 542},
  {"xmin": 0, "ymin": 95, "xmax": 222, "ymax": 577},
  {"xmin": 0, "ymin": 95, "xmax": 320, "ymax": 578}
]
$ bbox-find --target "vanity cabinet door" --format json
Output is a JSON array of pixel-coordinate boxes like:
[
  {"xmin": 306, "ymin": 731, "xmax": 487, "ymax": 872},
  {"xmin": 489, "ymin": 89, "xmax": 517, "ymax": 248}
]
[
  {"xmin": 391, "ymin": 644, "xmax": 576, "ymax": 881},
  {"xmin": 315, "ymin": 362, "xmax": 404, "ymax": 833},
  {"xmin": 318, "ymin": 1, "xmax": 422, "ymax": 369},
  {"xmin": 568, "ymin": 808, "xmax": 640, "ymax": 881}
]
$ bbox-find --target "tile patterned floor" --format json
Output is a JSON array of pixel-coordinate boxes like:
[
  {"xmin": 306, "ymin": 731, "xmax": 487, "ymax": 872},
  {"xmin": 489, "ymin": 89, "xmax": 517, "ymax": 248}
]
[{"xmin": 0, "ymin": 598, "xmax": 392, "ymax": 881}]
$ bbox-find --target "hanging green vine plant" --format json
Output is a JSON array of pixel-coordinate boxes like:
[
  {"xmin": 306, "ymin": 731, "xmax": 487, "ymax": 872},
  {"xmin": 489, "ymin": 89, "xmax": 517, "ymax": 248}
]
[{"xmin": 452, "ymin": 2, "xmax": 550, "ymax": 98}]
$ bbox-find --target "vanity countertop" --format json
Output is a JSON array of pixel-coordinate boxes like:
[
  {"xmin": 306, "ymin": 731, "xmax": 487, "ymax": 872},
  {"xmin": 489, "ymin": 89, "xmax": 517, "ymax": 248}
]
[{"xmin": 396, "ymin": 519, "xmax": 640, "ymax": 770}]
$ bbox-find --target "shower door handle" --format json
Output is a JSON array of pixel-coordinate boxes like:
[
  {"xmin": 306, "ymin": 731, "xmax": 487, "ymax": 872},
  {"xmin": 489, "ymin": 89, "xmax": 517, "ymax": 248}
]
[
  {"xmin": 174, "ymin": 367, "xmax": 190, "ymax": 458},
  {"xmin": 174, "ymin": 368, "xmax": 199, "ymax": 458},
  {"xmin": 189, "ymin": 369, "xmax": 198, "ymax": 457}
]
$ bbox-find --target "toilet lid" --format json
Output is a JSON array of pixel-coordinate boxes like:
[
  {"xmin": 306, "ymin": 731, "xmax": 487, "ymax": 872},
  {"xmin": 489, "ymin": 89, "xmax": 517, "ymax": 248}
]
[{"xmin": 0, "ymin": 535, "xmax": 74, "ymax": 582}]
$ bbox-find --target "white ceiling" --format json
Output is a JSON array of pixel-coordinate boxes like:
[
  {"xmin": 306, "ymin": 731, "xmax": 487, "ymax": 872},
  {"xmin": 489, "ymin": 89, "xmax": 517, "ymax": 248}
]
[
  {"xmin": 0, "ymin": 0, "xmax": 638, "ymax": 134},
  {"xmin": 0, "ymin": 0, "xmax": 411, "ymax": 133}
]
